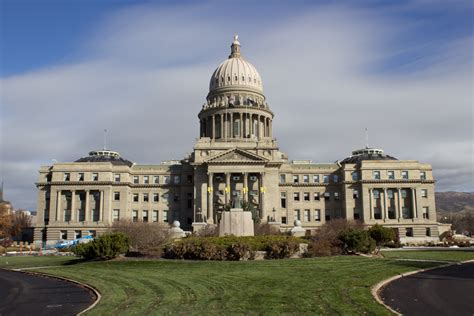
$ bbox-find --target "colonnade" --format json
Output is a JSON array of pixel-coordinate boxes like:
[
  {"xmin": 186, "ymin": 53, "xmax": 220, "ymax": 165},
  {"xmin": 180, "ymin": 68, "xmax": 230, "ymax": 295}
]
[
  {"xmin": 55, "ymin": 189, "xmax": 103, "ymax": 222},
  {"xmin": 205, "ymin": 172, "xmax": 265, "ymax": 223},
  {"xmin": 200, "ymin": 112, "xmax": 272, "ymax": 140},
  {"xmin": 368, "ymin": 188, "xmax": 417, "ymax": 220}
]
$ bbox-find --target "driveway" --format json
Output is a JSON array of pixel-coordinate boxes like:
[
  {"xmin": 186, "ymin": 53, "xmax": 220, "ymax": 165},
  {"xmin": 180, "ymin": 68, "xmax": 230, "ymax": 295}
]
[
  {"xmin": 0, "ymin": 269, "xmax": 96, "ymax": 316},
  {"xmin": 380, "ymin": 262, "xmax": 474, "ymax": 316}
]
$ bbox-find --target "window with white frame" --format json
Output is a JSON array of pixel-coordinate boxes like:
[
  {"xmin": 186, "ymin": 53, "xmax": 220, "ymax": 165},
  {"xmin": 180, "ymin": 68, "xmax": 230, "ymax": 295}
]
[
  {"xmin": 64, "ymin": 173, "xmax": 70, "ymax": 181},
  {"xmin": 92, "ymin": 173, "xmax": 99, "ymax": 181},
  {"xmin": 293, "ymin": 175, "xmax": 299, "ymax": 183},
  {"xmin": 387, "ymin": 171, "xmax": 395, "ymax": 180},
  {"xmin": 153, "ymin": 193, "xmax": 159, "ymax": 202},
  {"xmin": 294, "ymin": 209, "xmax": 301, "ymax": 221},
  {"xmin": 143, "ymin": 193, "xmax": 149, "ymax": 202},
  {"xmin": 323, "ymin": 175, "xmax": 329, "ymax": 183},
  {"xmin": 154, "ymin": 176, "xmax": 160, "ymax": 184},
  {"xmin": 303, "ymin": 175, "xmax": 309, "ymax": 183},
  {"xmin": 114, "ymin": 173, "xmax": 120, "ymax": 182},
  {"xmin": 144, "ymin": 176, "xmax": 149, "ymax": 184},
  {"xmin": 143, "ymin": 210, "xmax": 149, "ymax": 222},
  {"xmin": 313, "ymin": 175, "xmax": 320, "ymax": 183},
  {"xmin": 401, "ymin": 170, "xmax": 409, "ymax": 179},
  {"xmin": 373, "ymin": 171, "xmax": 380, "ymax": 180},
  {"xmin": 334, "ymin": 192, "xmax": 340, "ymax": 200},
  {"xmin": 293, "ymin": 192, "xmax": 300, "ymax": 201},
  {"xmin": 163, "ymin": 210, "xmax": 169, "ymax": 222},
  {"xmin": 420, "ymin": 171, "xmax": 426, "ymax": 180},
  {"xmin": 132, "ymin": 210, "xmax": 138, "ymax": 222},
  {"xmin": 351, "ymin": 172, "xmax": 358, "ymax": 181},
  {"xmin": 152, "ymin": 210, "xmax": 158, "ymax": 222},
  {"xmin": 133, "ymin": 193, "xmax": 139, "ymax": 202},
  {"xmin": 353, "ymin": 190, "xmax": 359, "ymax": 199},
  {"xmin": 164, "ymin": 176, "xmax": 170, "ymax": 184},
  {"xmin": 324, "ymin": 192, "xmax": 330, "ymax": 200},
  {"xmin": 280, "ymin": 192, "xmax": 287, "ymax": 208},
  {"xmin": 314, "ymin": 209, "xmax": 321, "ymax": 222},
  {"xmin": 280, "ymin": 174, "xmax": 286, "ymax": 183},
  {"xmin": 422, "ymin": 207, "xmax": 429, "ymax": 219},
  {"xmin": 78, "ymin": 173, "xmax": 84, "ymax": 181},
  {"xmin": 304, "ymin": 209, "xmax": 310, "ymax": 222},
  {"xmin": 314, "ymin": 192, "xmax": 320, "ymax": 201},
  {"xmin": 303, "ymin": 192, "xmax": 310, "ymax": 201},
  {"xmin": 113, "ymin": 209, "xmax": 120, "ymax": 221},
  {"xmin": 114, "ymin": 192, "xmax": 120, "ymax": 201},
  {"xmin": 421, "ymin": 189, "xmax": 428, "ymax": 198},
  {"xmin": 60, "ymin": 230, "xmax": 67, "ymax": 240},
  {"xmin": 133, "ymin": 176, "xmax": 139, "ymax": 184}
]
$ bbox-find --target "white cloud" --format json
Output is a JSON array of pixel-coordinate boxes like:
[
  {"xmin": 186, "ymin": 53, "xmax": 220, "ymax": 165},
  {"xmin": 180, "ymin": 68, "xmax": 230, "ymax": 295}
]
[{"xmin": 1, "ymin": 2, "xmax": 472, "ymax": 210}]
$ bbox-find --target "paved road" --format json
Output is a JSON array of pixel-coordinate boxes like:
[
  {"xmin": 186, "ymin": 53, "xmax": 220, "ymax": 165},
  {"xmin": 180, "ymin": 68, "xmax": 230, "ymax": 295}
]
[
  {"xmin": 0, "ymin": 269, "xmax": 96, "ymax": 316},
  {"xmin": 380, "ymin": 262, "xmax": 474, "ymax": 316}
]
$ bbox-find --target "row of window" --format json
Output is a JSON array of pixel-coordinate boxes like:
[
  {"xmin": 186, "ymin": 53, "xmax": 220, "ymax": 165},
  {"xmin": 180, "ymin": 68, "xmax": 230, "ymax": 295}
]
[
  {"xmin": 371, "ymin": 170, "xmax": 426, "ymax": 181},
  {"xmin": 280, "ymin": 174, "xmax": 338, "ymax": 184},
  {"xmin": 372, "ymin": 189, "xmax": 428, "ymax": 198},
  {"xmin": 60, "ymin": 229, "xmax": 96, "ymax": 240},
  {"xmin": 61, "ymin": 173, "xmax": 191, "ymax": 184},
  {"xmin": 405, "ymin": 227, "xmax": 432, "ymax": 237},
  {"xmin": 112, "ymin": 209, "xmax": 169, "ymax": 223},
  {"xmin": 114, "ymin": 192, "xmax": 192, "ymax": 205},
  {"xmin": 280, "ymin": 192, "xmax": 343, "ymax": 208}
]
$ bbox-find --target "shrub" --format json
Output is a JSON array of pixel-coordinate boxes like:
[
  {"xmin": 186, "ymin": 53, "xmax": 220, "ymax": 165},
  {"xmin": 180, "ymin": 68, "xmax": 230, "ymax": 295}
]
[
  {"xmin": 112, "ymin": 220, "xmax": 170, "ymax": 258},
  {"xmin": 195, "ymin": 224, "xmax": 219, "ymax": 237},
  {"xmin": 0, "ymin": 246, "xmax": 5, "ymax": 254},
  {"xmin": 265, "ymin": 238, "xmax": 300, "ymax": 259},
  {"xmin": 72, "ymin": 232, "xmax": 130, "ymax": 260},
  {"xmin": 164, "ymin": 239, "xmax": 227, "ymax": 260},
  {"xmin": 0, "ymin": 238, "xmax": 13, "ymax": 248},
  {"xmin": 254, "ymin": 223, "xmax": 281, "ymax": 236},
  {"xmin": 367, "ymin": 224, "xmax": 396, "ymax": 254},
  {"xmin": 227, "ymin": 242, "xmax": 255, "ymax": 261},
  {"xmin": 338, "ymin": 229, "xmax": 375, "ymax": 254}
]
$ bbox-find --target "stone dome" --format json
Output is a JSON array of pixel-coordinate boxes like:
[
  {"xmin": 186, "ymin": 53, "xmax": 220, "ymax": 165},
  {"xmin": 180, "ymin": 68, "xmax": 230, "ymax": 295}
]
[{"xmin": 209, "ymin": 35, "xmax": 263, "ymax": 94}]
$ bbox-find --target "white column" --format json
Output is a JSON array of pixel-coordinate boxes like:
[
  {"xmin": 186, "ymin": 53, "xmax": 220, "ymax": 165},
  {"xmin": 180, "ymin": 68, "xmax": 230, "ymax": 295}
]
[
  {"xmin": 212, "ymin": 115, "xmax": 215, "ymax": 140},
  {"xmin": 225, "ymin": 172, "xmax": 231, "ymax": 205},
  {"xmin": 85, "ymin": 190, "xmax": 90, "ymax": 222},
  {"xmin": 99, "ymin": 190, "xmax": 104, "ymax": 222},
  {"xmin": 397, "ymin": 188, "xmax": 403, "ymax": 220},
  {"xmin": 411, "ymin": 188, "xmax": 417, "ymax": 219},
  {"xmin": 243, "ymin": 172, "xmax": 249, "ymax": 202},
  {"xmin": 208, "ymin": 172, "xmax": 214, "ymax": 224},
  {"xmin": 383, "ymin": 188, "xmax": 388, "ymax": 220},
  {"xmin": 369, "ymin": 189, "xmax": 374, "ymax": 219},
  {"xmin": 56, "ymin": 190, "xmax": 62, "ymax": 221},
  {"xmin": 260, "ymin": 173, "xmax": 265, "ymax": 219},
  {"xmin": 70, "ymin": 190, "xmax": 76, "ymax": 222}
]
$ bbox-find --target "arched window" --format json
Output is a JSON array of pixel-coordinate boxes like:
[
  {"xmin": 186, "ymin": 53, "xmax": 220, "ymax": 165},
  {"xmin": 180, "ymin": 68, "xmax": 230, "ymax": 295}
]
[
  {"xmin": 227, "ymin": 76, "xmax": 231, "ymax": 82},
  {"xmin": 242, "ymin": 76, "xmax": 245, "ymax": 81},
  {"xmin": 234, "ymin": 75, "xmax": 238, "ymax": 81}
]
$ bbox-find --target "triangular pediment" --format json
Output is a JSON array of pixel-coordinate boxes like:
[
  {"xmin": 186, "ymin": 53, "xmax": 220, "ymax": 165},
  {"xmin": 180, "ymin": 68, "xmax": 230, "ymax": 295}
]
[{"xmin": 206, "ymin": 148, "xmax": 268, "ymax": 164}]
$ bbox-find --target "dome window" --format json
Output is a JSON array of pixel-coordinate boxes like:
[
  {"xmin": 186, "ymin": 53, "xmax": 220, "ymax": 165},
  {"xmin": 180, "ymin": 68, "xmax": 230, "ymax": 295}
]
[
  {"xmin": 248, "ymin": 77, "xmax": 251, "ymax": 82},
  {"xmin": 235, "ymin": 75, "xmax": 238, "ymax": 81},
  {"xmin": 227, "ymin": 76, "xmax": 231, "ymax": 82},
  {"xmin": 242, "ymin": 76, "xmax": 245, "ymax": 81},
  {"xmin": 254, "ymin": 78, "xmax": 256, "ymax": 83},
  {"xmin": 215, "ymin": 78, "xmax": 218, "ymax": 84}
]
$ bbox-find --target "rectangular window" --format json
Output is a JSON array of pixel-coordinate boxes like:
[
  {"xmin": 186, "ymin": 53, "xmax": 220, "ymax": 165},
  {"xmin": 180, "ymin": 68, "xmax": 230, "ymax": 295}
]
[
  {"xmin": 114, "ymin": 192, "xmax": 120, "ymax": 201},
  {"xmin": 334, "ymin": 192, "xmax": 340, "ymax": 200},
  {"xmin": 333, "ymin": 175, "xmax": 339, "ymax": 183},
  {"xmin": 420, "ymin": 171, "xmax": 426, "ymax": 180},
  {"xmin": 426, "ymin": 227, "xmax": 431, "ymax": 236},
  {"xmin": 60, "ymin": 230, "xmax": 67, "ymax": 240},
  {"xmin": 64, "ymin": 209, "xmax": 71, "ymax": 222},
  {"xmin": 351, "ymin": 172, "xmax": 358, "ymax": 181},
  {"xmin": 132, "ymin": 210, "xmax": 138, "ymax": 222},
  {"xmin": 144, "ymin": 176, "xmax": 149, "ymax": 184},
  {"xmin": 113, "ymin": 209, "xmax": 120, "ymax": 221},
  {"xmin": 163, "ymin": 210, "xmax": 169, "ymax": 222},
  {"xmin": 154, "ymin": 176, "xmax": 160, "ymax": 184},
  {"xmin": 174, "ymin": 176, "xmax": 180, "ymax": 184},
  {"xmin": 152, "ymin": 210, "xmax": 158, "ymax": 222},
  {"xmin": 304, "ymin": 209, "xmax": 310, "ymax": 222},
  {"xmin": 164, "ymin": 176, "xmax": 170, "ymax": 184},
  {"xmin": 401, "ymin": 190, "xmax": 407, "ymax": 198},
  {"xmin": 421, "ymin": 189, "xmax": 428, "ymax": 198},
  {"xmin": 402, "ymin": 171, "xmax": 409, "ymax": 180},
  {"xmin": 143, "ymin": 193, "xmax": 149, "ymax": 202},
  {"xmin": 280, "ymin": 174, "xmax": 286, "ymax": 183},
  {"xmin": 114, "ymin": 174, "xmax": 120, "ymax": 182},
  {"xmin": 133, "ymin": 193, "xmax": 139, "ymax": 202},
  {"xmin": 353, "ymin": 208, "xmax": 360, "ymax": 220},
  {"xmin": 373, "ymin": 190, "xmax": 380, "ymax": 199},
  {"xmin": 405, "ymin": 227, "xmax": 413, "ymax": 237},
  {"xmin": 373, "ymin": 171, "xmax": 380, "ymax": 180},
  {"xmin": 143, "ymin": 210, "xmax": 149, "ymax": 222},
  {"xmin": 153, "ymin": 193, "xmax": 159, "ymax": 202},
  {"xmin": 163, "ymin": 193, "xmax": 169, "ymax": 201},
  {"xmin": 294, "ymin": 209, "xmax": 301, "ymax": 221},
  {"xmin": 303, "ymin": 175, "xmax": 309, "ymax": 183},
  {"xmin": 281, "ymin": 216, "xmax": 287, "ymax": 224},
  {"xmin": 233, "ymin": 120, "xmax": 240, "ymax": 136},
  {"xmin": 92, "ymin": 173, "xmax": 99, "ymax": 181},
  {"xmin": 303, "ymin": 192, "xmax": 310, "ymax": 201},
  {"xmin": 323, "ymin": 175, "xmax": 329, "ymax": 183},
  {"xmin": 293, "ymin": 175, "xmax": 299, "ymax": 183},
  {"xmin": 314, "ymin": 209, "xmax": 321, "ymax": 222},
  {"xmin": 293, "ymin": 192, "xmax": 300, "ymax": 201},
  {"xmin": 133, "ymin": 176, "xmax": 139, "ymax": 184},
  {"xmin": 89, "ymin": 230, "xmax": 97, "ymax": 237},
  {"xmin": 63, "ymin": 173, "xmax": 70, "ymax": 181},
  {"xmin": 423, "ymin": 207, "xmax": 429, "ymax": 219},
  {"xmin": 75, "ymin": 230, "xmax": 81, "ymax": 239},
  {"xmin": 314, "ymin": 192, "xmax": 320, "ymax": 201},
  {"xmin": 387, "ymin": 190, "xmax": 394, "ymax": 199},
  {"xmin": 187, "ymin": 193, "xmax": 192, "ymax": 209},
  {"xmin": 324, "ymin": 192, "xmax": 330, "ymax": 201},
  {"xmin": 173, "ymin": 194, "xmax": 179, "ymax": 202},
  {"xmin": 353, "ymin": 190, "xmax": 359, "ymax": 199},
  {"xmin": 388, "ymin": 171, "xmax": 395, "ymax": 180},
  {"xmin": 280, "ymin": 192, "xmax": 287, "ymax": 208},
  {"xmin": 78, "ymin": 173, "xmax": 84, "ymax": 181},
  {"xmin": 187, "ymin": 175, "xmax": 193, "ymax": 184},
  {"xmin": 313, "ymin": 175, "xmax": 320, "ymax": 183}
]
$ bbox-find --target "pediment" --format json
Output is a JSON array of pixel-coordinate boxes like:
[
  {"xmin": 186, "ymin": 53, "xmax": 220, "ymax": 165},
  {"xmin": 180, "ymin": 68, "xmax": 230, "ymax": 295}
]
[{"xmin": 206, "ymin": 148, "xmax": 268, "ymax": 164}]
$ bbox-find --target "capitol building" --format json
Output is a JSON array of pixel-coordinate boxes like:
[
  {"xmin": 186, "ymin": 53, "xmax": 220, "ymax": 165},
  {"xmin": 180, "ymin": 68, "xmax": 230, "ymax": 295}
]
[{"xmin": 34, "ymin": 36, "xmax": 440, "ymax": 245}]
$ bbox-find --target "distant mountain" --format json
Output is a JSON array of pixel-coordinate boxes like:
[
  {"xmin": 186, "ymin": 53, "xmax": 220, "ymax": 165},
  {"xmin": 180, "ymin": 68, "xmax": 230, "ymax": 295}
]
[{"xmin": 435, "ymin": 192, "xmax": 474, "ymax": 214}]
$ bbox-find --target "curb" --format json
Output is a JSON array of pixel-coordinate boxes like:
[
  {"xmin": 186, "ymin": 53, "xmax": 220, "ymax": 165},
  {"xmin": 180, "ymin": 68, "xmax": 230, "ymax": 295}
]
[
  {"xmin": 371, "ymin": 259, "xmax": 474, "ymax": 315},
  {"xmin": 0, "ymin": 267, "xmax": 101, "ymax": 315}
]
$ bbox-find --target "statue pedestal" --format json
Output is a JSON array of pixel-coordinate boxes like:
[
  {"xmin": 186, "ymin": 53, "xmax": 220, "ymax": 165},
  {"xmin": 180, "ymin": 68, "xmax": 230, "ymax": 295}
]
[
  {"xmin": 169, "ymin": 221, "xmax": 186, "ymax": 239},
  {"xmin": 219, "ymin": 208, "xmax": 254, "ymax": 237},
  {"xmin": 192, "ymin": 222, "xmax": 208, "ymax": 233},
  {"xmin": 290, "ymin": 220, "xmax": 306, "ymax": 237}
]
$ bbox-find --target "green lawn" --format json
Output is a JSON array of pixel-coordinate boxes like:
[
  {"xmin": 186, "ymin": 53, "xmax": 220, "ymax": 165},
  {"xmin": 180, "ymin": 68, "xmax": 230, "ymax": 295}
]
[
  {"xmin": 1, "ymin": 251, "xmax": 472, "ymax": 315},
  {"xmin": 381, "ymin": 250, "xmax": 474, "ymax": 262},
  {"xmin": 0, "ymin": 254, "xmax": 450, "ymax": 315}
]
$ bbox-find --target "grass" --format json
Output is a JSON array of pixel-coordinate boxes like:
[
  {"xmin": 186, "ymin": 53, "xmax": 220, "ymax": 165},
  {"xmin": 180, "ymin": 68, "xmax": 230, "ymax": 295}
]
[
  {"xmin": 381, "ymin": 249, "xmax": 474, "ymax": 262},
  {"xmin": 0, "ymin": 250, "xmax": 471, "ymax": 315}
]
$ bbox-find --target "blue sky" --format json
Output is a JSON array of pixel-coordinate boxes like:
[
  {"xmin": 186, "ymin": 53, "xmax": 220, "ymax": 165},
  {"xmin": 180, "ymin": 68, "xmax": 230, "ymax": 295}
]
[{"xmin": 1, "ymin": 0, "xmax": 473, "ymax": 210}]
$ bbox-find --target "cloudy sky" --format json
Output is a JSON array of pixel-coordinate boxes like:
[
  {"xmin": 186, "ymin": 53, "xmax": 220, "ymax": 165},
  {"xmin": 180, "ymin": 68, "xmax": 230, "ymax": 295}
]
[{"xmin": 1, "ymin": 0, "xmax": 473, "ymax": 211}]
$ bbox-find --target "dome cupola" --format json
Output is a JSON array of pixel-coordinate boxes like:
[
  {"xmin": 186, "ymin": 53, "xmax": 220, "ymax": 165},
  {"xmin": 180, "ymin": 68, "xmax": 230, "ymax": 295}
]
[{"xmin": 208, "ymin": 35, "xmax": 263, "ymax": 95}]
